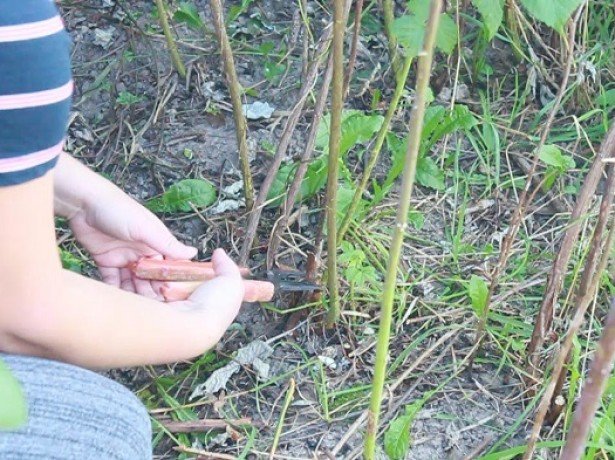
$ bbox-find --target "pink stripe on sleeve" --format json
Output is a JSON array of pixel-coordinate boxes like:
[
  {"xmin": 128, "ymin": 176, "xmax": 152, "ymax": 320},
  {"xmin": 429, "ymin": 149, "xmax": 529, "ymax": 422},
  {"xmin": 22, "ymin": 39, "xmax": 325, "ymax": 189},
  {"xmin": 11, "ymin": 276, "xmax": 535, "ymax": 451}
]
[
  {"xmin": 0, "ymin": 140, "xmax": 63, "ymax": 173},
  {"xmin": 0, "ymin": 80, "xmax": 73, "ymax": 110},
  {"xmin": 0, "ymin": 16, "xmax": 65, "ymax": 43}
]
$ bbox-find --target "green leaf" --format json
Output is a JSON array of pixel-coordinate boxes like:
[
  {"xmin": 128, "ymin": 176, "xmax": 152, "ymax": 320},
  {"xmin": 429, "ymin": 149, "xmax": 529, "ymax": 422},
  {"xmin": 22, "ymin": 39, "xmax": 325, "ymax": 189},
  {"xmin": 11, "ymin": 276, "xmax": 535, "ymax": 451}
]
[
  {"xmin": 316, "ymin": 111, "xmax": 384, "ymax": 156},
  {"xmin": 267, "ymin": 156, "xmax": 328, "ymax": 207},
  {"xmin": 60, "ymin": 249, "xmax": 83, "ymax": 274},
  {"xmin": 538, "ymin": 144, "xmax": 575, "ymax": 170},
  {"xmin": 384, "ymin": 402, "xmax": 422, "ymax": 459},
  {"xmin": 391, "ymin": 11, "xmax": 458, "ymax": 58},
  {"xmin": 147, "ymin": 179, "xmax": 217, "ymax": 212},
  {"xmin": 436, "ymin": 13, "xmax": 459, "ymax": 55},
  {"xmin": 472, "ymin": 0, "xmax": 504, "ymax": 40},
  {"xmin": 0, "ymin": 358, "xmax": 27, "ymax": 429},
  {"xmin": 416, "ymin": 155, "xmax": 445, "ymax": 190},
  {"xmin": 174, "ymin": 2, "xmax": 203, "ymax": 30},
  {"xmin": 519, "ymin": 0, "xmax": 584, "ymax": 34},
  {"xmin": 468, "ymin": 275, "xmax": 489, "ymax": 317},
  {"xmin": 595, "ymin": 88, "xmax": 615, "ymax": 108}
]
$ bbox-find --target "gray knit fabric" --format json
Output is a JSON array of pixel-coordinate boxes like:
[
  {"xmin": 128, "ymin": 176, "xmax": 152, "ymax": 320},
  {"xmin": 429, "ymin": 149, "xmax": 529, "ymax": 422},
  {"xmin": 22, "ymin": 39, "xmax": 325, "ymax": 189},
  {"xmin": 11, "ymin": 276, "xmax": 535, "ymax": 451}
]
[{"xmin": 0, "ymin": 354, "xmax": 152, "ymax": 460}]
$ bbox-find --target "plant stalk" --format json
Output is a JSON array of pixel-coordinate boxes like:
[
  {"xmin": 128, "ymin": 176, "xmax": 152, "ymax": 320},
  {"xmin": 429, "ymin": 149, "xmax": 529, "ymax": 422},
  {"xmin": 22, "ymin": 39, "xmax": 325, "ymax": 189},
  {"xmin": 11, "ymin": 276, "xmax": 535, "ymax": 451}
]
[
  {"xmin": 561, "ymin": 298, "xmax": 615, "ymax": 460},
  {"xmin": 154, "ymin": 0, "xmax": 186, "ymax": 78},
  {"xmin": 210, "ymin": 0, "xmax": 255, "ymax": 211},
  {"xmin": 324, "ymin": 0, "xmax": 348, "ymax": 326},
  {"xmin": 337, "ymin": 54, "xmax": 413, "ymax": 243},
  {"xmin": 363, "ymin": 1, "xmax": 442, "ymax": 457},
  {"xmin": 382, "ymin": 0, "xmax": 400, "ymax": 76}
]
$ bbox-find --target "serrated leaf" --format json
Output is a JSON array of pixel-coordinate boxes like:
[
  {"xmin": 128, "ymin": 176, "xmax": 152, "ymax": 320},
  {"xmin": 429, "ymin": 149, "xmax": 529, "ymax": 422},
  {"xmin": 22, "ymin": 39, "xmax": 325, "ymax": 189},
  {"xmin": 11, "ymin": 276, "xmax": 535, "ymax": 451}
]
[
  {"xmin": 416, "ymin": 155, "xmax": 445, "ymax": 190},
  {"xmin": 147, "ymin": 179, "xmax": 217, "ymax": 212},
  {"xmin": 391, "ymin": 12, "xmax": 458, "ymax": 58},
  {"xmin": 316, "ymin": 111, "xmax": 384, "ymax": 156},
  {"xmin": 0, "ymin": 359, "xmax": 27, "ymax": 429},
  {"xmin": 384, "ymin": 401, "xmax": 423, "ymax": 460},
  {"xmin": 472, "ymin": 0, "xmax": 504, "ymax": 40},
  {"xmin": 538, "ymin": 144, "xmax": 575, "ymax": 170},
  {"xmin": 468, "ymin": 275, "xmax": 489, "ymax": 317},
  {"xmin": 174, "ymin": 2, "xmax": 203, "ymax": 30},
  {"xmin": 519, "ymin": 0, "xmax": 584, "ymax": 34},
  {"xmin": 436, "ymin": 13, "xmax": 458, "ymax": 55}
]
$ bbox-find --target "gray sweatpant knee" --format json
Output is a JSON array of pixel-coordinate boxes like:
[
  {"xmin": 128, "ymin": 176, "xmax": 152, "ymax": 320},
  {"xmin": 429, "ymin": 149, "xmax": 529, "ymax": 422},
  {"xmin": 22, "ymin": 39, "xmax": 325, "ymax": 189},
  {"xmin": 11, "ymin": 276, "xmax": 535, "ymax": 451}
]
[{"xmin": 0, "ymin": 354, "xmax": 152, "ymax": 460}]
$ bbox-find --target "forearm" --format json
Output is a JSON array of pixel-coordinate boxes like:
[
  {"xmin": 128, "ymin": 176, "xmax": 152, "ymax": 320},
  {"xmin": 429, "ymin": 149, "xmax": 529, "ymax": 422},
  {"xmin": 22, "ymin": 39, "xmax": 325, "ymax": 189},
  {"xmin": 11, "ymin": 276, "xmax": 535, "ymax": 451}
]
[{"xmin": 2, "ymin": 270, "xmax": 235, "ymax": 369}]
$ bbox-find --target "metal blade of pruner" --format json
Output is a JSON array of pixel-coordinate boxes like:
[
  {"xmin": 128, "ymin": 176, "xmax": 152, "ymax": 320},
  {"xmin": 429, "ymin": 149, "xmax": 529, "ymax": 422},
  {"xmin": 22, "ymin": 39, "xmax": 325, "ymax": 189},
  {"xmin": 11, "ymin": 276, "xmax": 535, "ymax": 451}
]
[{"xmin": 252, "ymin": 269, "xmax": 321, "ymax": 293}]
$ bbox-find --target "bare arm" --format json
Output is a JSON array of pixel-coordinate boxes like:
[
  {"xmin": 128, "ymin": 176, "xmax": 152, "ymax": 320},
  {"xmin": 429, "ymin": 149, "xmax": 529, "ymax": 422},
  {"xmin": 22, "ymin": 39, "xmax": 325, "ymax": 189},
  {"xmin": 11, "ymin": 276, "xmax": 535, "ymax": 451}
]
[{"xmin": 0, "ymin": 172, "xmax": 245, "ymax": 369}]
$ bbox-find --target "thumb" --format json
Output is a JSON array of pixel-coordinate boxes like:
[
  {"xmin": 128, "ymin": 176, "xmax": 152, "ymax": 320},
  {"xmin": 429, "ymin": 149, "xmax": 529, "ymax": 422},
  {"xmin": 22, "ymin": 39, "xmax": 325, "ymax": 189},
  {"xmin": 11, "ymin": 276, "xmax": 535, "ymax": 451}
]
[{"xmin": 211, "ymin": 249, "xmax": 242, "ymax": 278}]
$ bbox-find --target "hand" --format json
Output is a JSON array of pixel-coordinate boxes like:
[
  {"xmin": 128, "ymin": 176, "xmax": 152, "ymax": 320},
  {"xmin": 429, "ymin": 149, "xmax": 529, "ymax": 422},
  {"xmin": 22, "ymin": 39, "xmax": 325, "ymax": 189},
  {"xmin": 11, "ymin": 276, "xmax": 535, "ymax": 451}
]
[
  {"xmin": 68, "ymin": 188, "xmax": 197, "ymax": 299},
  {"xmin": 180, "ymin": 249, "xmax": 245, "ymax": 334}
]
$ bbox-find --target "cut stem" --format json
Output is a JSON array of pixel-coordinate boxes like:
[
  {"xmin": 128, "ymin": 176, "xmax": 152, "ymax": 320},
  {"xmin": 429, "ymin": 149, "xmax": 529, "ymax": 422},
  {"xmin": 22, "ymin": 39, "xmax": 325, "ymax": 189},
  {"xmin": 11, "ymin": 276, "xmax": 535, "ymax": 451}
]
[
  {"xmin": 324, "ymin": 0, "xmax": 348, "ymax": 326},
  {"xmin": 337, "ymin": 54, "xmax": 413, "ymax": 243},
  {"xmin": 363, "ymin": 1, "xmax": 442, "ymax": 457},
  {"xmin": 153, "ymin": 0, "xmax": 186, "ymax": 78},
  {"xmin": 210, "ymin": 0, "xmax": 255, "ymax": 211}
]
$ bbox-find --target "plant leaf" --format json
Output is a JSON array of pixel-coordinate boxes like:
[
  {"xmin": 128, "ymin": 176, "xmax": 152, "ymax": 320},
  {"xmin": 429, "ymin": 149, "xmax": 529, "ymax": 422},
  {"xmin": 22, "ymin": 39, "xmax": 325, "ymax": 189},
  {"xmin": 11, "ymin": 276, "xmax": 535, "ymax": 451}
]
[
  {"xmin": 384, "ymin": 401, "xmax": 423, "ymax": 459},
  {"xmin": 174, "ymin": 2, "xmax": 204, "ymax": 30},
  {"xmin": 316, "ymin": 111, "xmax": 384, "ymax": 156},
  {"xmin": 472, "ymin": 0, "xmax": 504, "ymax": 40},
  {"xmin": 519, "ymin": 0, "xmax": 584, "ymax": 34},
  {"xmin": 468, "ymin": 275, "xmax": 489, "ymax": 317},
  {"xmin": 147, "ymin": 179, "xmax": 217, "ymax": 212},
  {"xmin": 538, "ymin": 144, "xmax": 575, "ymax": 170},
  {"xmin": 0, "ymin": 359, "xmax": 27, "ymax": 429},
  {"xmin": 416, "ymin": 155, "xmax": 445, "ymax": 190},
  {"xmin": 267, "ymin": 156, "xmax": 328, "ymax": 207},
  {"xmin": 392, "ymin": 11, "xmax": 458, "ymax": 58}
]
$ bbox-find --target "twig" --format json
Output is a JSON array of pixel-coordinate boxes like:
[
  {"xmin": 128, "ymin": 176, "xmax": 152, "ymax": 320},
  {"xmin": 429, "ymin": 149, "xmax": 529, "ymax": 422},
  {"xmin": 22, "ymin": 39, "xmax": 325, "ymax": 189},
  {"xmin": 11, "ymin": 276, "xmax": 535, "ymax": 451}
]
[
  {"xmin": 364, "ymin": 3, "xmax": 442, "ymax": 456},
  {"xmin": 473, "ymin": 2, "xmax": 586, "ymax": 359},
  {"xmin": 210, "ymin": 0, "xmax": 255, "ymax": 211},
  {"xmin": 173, "ymin": 445, "xmax": 236, "ymax": 460},
  {"xmin": 159, "ymin": 417, "xmax": 251, "ymax": 433},
  {"xmin": 331, "ymin": 328, "xmax": 458, "ymax": 456},
  {"xmin": 337, "ymin": 54, "xmax": 413, "ymax": 243},
  {"xmin": 239, "ymin": 18, "xmax": 340, "ymax": 265},
  {"xmin": 153, "ymin": 0, "xmax": 186, "ymax": 78},
  {"xmin": 269, "ymin": 378, "xmax": 296, "ymax": 460},
  {"xmin": 267, "ymin": 54, "xmax": 334, "ymax": 268},
  {"xmin": 522, "ymin": 166, "xmax": 615, "ymax": 459},
  {"xmin": 527, "ymin": 124, "xmax": 615, "ymax": 374},
  {"xmin": 343, "ymin": 0, "xmax": 364, "ymax": 96},
  {"xmin": 560, "ymin": 298, "xmax": 615, "ymax": 460},
  {"xmin": 324, "ymin": 0, "xmax": 348, "ymax": 326}
]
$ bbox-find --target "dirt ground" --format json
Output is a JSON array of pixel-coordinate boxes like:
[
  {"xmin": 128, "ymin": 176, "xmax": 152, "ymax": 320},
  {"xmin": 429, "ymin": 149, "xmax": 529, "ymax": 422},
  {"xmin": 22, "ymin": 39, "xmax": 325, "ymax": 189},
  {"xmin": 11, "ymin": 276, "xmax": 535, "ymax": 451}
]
[{"xmin": 55, "ymin": 1, "xmax": 603, "ymax": 459}]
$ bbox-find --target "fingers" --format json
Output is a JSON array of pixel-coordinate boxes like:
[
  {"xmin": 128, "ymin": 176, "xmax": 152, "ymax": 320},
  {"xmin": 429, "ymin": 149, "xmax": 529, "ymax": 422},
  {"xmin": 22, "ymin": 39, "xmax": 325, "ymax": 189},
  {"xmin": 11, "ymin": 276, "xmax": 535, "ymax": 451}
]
[{"xmin": 138, "ymin": 222, "xmax": 198, "ymax": 261}]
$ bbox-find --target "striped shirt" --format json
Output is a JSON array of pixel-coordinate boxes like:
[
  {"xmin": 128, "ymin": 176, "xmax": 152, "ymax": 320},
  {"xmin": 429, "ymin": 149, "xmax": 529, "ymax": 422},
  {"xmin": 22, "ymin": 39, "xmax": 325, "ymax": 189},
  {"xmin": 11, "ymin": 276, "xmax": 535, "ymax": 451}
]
[{"xmin": 0, "ymin": 0, "xmax": 72, "ymax": 186}]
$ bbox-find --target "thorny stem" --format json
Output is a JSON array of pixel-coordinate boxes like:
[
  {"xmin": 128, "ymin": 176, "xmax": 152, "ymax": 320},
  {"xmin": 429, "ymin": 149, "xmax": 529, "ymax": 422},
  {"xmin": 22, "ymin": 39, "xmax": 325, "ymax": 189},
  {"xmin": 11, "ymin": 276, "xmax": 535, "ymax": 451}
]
[
  {"xmin": 337, "ymin": 54, "xmax": 413, "ymax": 243},
  {"xmin": 522, "ymin": 165, "xmax": 615, "ymax": 460},
  {"xmin": 210, "ymin": 0, "xmax": 255, "ymax": 212},
  {"xmin": 325, "ymin": 0, "xmax": 348, "ymax": 326},
  {"xmin": 364, "ymin": 1, "xmax": 442, "ymax": 457},
  {"xmin": 560, "ymin": 298, "xmax": 615, "ymax": 460},
  {"xmin": 154, "ymin": 0, "xmax": 186, "ymax": 78},
  {"xmin": 473, "ymin": 3, "xmax": 585, "ymax": 360}
]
